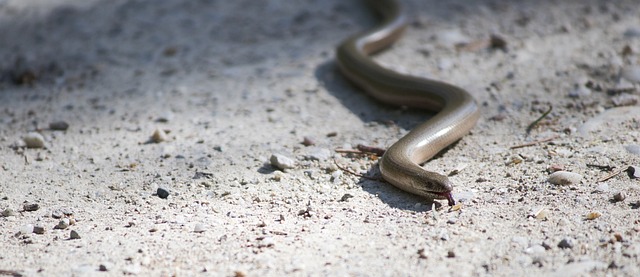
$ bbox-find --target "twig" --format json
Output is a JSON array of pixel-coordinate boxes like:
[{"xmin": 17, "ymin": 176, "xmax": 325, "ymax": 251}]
[
  {"xmin": 0, "ymin": 269, "xmax": 23, "ymax": 277},
  {"xmin": 509, "ymin": 135, "xmax": 559, "ymax": 149},
  {"xmin": 526, "ymin": 105, "xmax": 552, "ymax": 135},
  {"xmin": 334, "ymin": 149, "xmax": 365, "ymax": 154},
  {"xmin": 356, "ymin": 144, "xmax": 386, "ymax": 156},
  {"xmin": 333, "ymin": 159, "xmax": 382, "ymax": 181},
  {"xmin": 597, "ymin": 167, "xmax": 626, "ymax": 182}
]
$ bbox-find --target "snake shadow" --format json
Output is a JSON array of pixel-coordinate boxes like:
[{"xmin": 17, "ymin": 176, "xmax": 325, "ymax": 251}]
[{"xmin": 315, "ymin": 60, "xmax": 454, "ymax": 211}]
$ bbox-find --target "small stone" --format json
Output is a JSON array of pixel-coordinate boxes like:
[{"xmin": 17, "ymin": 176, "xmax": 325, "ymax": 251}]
[
  {"xmin": 20, "ymin": 224, "xmax": 34, "ymax": 234},
  {"xmin": 447, "ymin": 250, "xmax": 456, "ymax": 258},
  {"xmin": 98, "ymin": 264, "xmax": 108, "ymax": 272},
  {"xmin": 156, "ymin": 111, "xmax": 174, "ymax": 123},
  {"xmin": 33, "ymin": 225, "xmax": 46, "ymax": 234},
  {"xmin": 627, "ymin": 165, "xmax": 640, "ymax": 179},
  {"xmin": 55, "ymin": 218, "xmax": 70, "ymax": 229},
  {"xmin": 22, "ymin": 132, "xmax": 45, "ymax": 148},
  {"xmin": 339, "ymin": 194, "xmax": 354, "ymax": 202},
  {"xmin": 558, "ymin": 237, "xmax": 574, "ymax": 249},
  {"xmin": 23, "ymin": 203, "xmax": 40, "ymax": 211},
  {"xmin": 150, "ymin": 128, "xmax": 168, "ymax": 143},
  {"xmin": 70, "ymin": 230, "xmax": 81, "ymax": 239},
  {"xmin": 525, "ymin": 245, "xmax": 546, "ymax": 255},
  {"xmin": 157, "ymin": 187, "xmax": 170, "ymax": 199},
  {"xmin": 568, "ymin": 86, "xmax": 591, "ymax": 98},
  {"xmin": 620, "ymin": 65, "xmax": 640, "ymax": 84},
  {"xmin": 302, "ymin": 136, "xmax": 315, "ymax": 146},
  {"xmin": 612, "ymin": 93, "xmax": 639, "ymax": 107},
  {"xmin": 305, "ymin": 147, "xmax": 331, "ymax": 161},
  {"xmin": 585, "ymin": 212, "xmax": 601, "ymax": 220},
  {"xmin": 194, "ymin": 223, "xmax": 206, "ymax": 233},
  {"xmin": 1, "ymin": 208, "xmax": 16, "ymax": 217},
  {"xmin": 547, "ymin": 171, "xmax": 583, "ymax": 185},
  {"xmin": 49, "ymin": 121, "xmax": 69, "ymax": 131},
  {"xmin": 613, "ymin": 192, "xmax": 626, "ymax": 202},
  {"xmin": 270, "ymin": 154, "xmax": 296, "ymax": 170},
  {"xmin": 446, "ymin": 218, "xmax": 458, "ymax": 225}
]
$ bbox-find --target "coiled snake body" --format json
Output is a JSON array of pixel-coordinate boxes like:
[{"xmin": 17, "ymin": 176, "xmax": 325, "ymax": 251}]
[{"xmin": 336, "ymin": 0, "xmax": 480, "ymax": 205}]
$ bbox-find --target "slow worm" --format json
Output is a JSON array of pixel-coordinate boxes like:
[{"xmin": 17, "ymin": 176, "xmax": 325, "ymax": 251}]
[{"xmin": 336, "ymin": 0, "xmax": 480, "ymax": 205}]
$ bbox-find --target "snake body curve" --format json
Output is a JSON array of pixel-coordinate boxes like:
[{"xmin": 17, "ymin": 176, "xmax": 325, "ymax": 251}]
[{"xmin": 336, "ymin": 0, "xmax": 480, "ymax": 205}]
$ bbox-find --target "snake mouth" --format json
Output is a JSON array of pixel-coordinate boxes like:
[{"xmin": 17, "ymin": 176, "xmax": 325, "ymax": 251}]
[{"xmin": 433, "ymin": 191, "xmax": 456, "ymax": 206}]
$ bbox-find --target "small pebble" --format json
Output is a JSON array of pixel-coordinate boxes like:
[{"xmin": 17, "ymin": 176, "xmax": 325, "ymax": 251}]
[
  {"xmin": 23, "ymin": 203, "xmax": 40, "ymax": 212},
  {"xmin": 55, "ymin": 218, "xmax": 70, "ymax": 229},
  {"xmin": 150, "ymin": 128, "xmax": 168, "ymax": 143},
  {"xmin": 23, "ymin": 132, "xmax": 45, "ymax": 148},
  {"xmin": 305, "ymin": 147, "xmax": 331, "ymax": 161},
  {"xmin": 558, "ymin": 237, "xmax": 574, "ymax": 249},
  {"xmin": 70, "ymin": 230, "xmax": 81, "ymax": 239},
  {"xmin": 33, "ymin": 225, "xmax": 46, "ymax": 234},
  {"xmin": 99, "ymin": 264, "xmax": 109, "ymax": 272},
  {"xmin": 620, "ymin": 65, "xmax": 640, "ymax": 84},
  {"xmin": 302, "ymin": 136, "xmax": 315, "ymax": 146},
  {"xmin": 1, "ymin": 208, "xmax": 16, "ymax": 217},
  {"xmin": 628, "ymin": 165, "xmax": 640, "ymax": 179},
  {"xmin": 612, "ymin": 93, "xmax": 639, "ymax": 107},
  {"xmin": 194, "ymin": 223, "xmax": 206, "ymax": 233},
  {"xmin": 20, "ymin": 224, "xmax": 34, "ymax": 234},
  {"xmin": 447, "ymin": 250, "xmax": 456, "ymax": 258},
  {"xmin": 613, "ymin": 192, "xmax": 626, "ymax": 202},
  {"xmin": 270, "ymin": 154, "xmax": 296, "ymax": 170},
  {"xmin": 547, "ymin": 171, "xmax": 583, "ymax": 185},
  {"xmin": 49, "ymin": 121, "xmax": 69, "ymax": 131},
  {"xmin": 157, "ymin": 187, "xmax": 170, "ymax": 199},
  {"xmin": 339, "ymin": 194, "xmax": 354, "ymax": 202},
  {"xmin": 586, "ymin": 212, "xmax": 601, "ymax": 220},
  {"xmin": 568, "ymin": 86, "xmax": 591, "ymax": 98}
]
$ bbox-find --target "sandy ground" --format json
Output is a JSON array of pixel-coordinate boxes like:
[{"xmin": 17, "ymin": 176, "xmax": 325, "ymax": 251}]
[{"xmin": 1, "ymin": 0, "xmax": 640, "ymax": 276}]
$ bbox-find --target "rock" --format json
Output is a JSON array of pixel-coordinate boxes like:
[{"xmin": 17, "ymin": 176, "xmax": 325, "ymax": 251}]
[
  {"xmin": 627, "ymin": 166, "xmax": 640, "ymax": 179},
  {"xmin": 620, "ymin": 65, "xmax": 640, "ymax": 83},
  {"xmin": 70, "ymin": 230, "xmax": 81, "ymax": 239},
  {"xmin": 305, "ymin": 147, "xmax": 331, "ymax": 161},
  {"xmin": 55, "ymin": 218, "xmax": 70, "ymax": 229},
  {"xmin": 194, "ymin": 223, "xmax": 206, "ymax": 233},
  {"xmin": 270, "ymin": 154, "xmax": 295, "ymax": 170},
  {"xmin": 1, "ymin": 208, "xmax": 16, "ymax": 217},
  {"xmin": 33, "ymin": 225, "xmax": 46, "ymax": 234},
  {"xmin": 23, "ymin": 203, "xmax": 40, "ymax": 211},
  {"xmin": 612, "ymin": 94, "xmax": 639, "ymax": 106},
  {"xmin": 157, "ymin": 187, "xmax": 170, "ymax": 199},
  {"xmin": 49, "ymin": 121, "xmax": 69, "ymax": 131},
  {"xmin": 547, "ymin": 171, "xmax": 583, "ymax": 185},
  {"xmin": 20, "ymin": 224, "xmax": 34, "ymax": 234},
  {"xmin": 558, "ymin": 237, "xmax": 574, "ymax": 249},
  {"xmin": 150, "ymin": 128, "xmax": 168, "ymax": 143},
  {"xmin": 613, "ymin": 192, "xmax": 626, "ymax": 202},
  {"xmin": 524, "ymin": 245, "xmax": 546, "ymax": 255},
  {"xmin": 23, "ymin": 132, "xmax": 45, "ymax": 148},
  {"xmin": 302, "ymin": 136, "xmax": 315, "ymax": 146}
]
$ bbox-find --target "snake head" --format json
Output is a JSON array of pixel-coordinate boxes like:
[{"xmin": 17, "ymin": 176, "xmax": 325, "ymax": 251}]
[{"xmin": 416, "ymin": 173, "xmax": 456, "ymax": 206}]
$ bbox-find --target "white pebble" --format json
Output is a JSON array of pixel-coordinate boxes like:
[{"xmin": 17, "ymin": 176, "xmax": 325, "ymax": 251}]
[
  {"xmin": 150, "ymin": 128, "xmax": 168, "ymax": 143},
  {"xmin": 194, "ymin": 223, "xmax": 206, "ymax": 233},
  {"xmin": 270, "ymin": 154, "xmax": 296, "ymax": 170},
  {"xmin": 55, "ymin": 218, "xmax": 70, "ymax": 229},
  {"xmin": 547, "ymin": 171, "xmax": 583, "ymax": 185},
  {"xmin": 20, "ymin": 224, "xmax": 34, "ymax": 234},
  {"xmin": 305, "ymin": 147, "xmax": 331, "ymax": 161},
  {"xmin": 23, "ymin": 132, "xmax": 45, "ymax": 148}
]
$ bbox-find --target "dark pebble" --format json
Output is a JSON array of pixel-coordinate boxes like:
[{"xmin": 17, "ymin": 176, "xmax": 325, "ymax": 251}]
[
  {"xmin": 70, "ymin": 230, "xmax": 81, "ymax": 239},
  {"xmin": 157, "ymin": 187, "xmax": 170, "ymax": 199},
  {"xmin": 558, "ymin": 237, "xmax": 574, "ymax": 249},
  {"xmin": 627, "ymin": 166, "xmax": 640, "ymax": 179},
  {"xmin": 49, "ymin": 121, "xmax": 70, "ymax": 131},
  {"xmin": 23, "ymin": 203, "xmax": 40, "ymax": 211}
]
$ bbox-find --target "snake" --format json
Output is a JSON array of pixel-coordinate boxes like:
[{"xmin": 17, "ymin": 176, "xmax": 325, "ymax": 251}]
[{"xmin": 335, "ymin": 0, "xmax": 480, "ymax": 206}]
